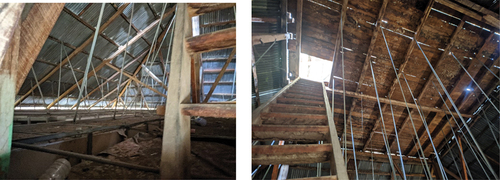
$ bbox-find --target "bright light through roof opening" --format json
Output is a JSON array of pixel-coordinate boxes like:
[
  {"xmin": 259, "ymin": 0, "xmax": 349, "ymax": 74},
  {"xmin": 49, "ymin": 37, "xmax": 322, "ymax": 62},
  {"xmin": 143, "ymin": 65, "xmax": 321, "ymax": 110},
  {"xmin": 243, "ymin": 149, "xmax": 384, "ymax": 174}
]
[{"xmin": 299, "ymin": 53, "xmax": 332, "ymax": 82}]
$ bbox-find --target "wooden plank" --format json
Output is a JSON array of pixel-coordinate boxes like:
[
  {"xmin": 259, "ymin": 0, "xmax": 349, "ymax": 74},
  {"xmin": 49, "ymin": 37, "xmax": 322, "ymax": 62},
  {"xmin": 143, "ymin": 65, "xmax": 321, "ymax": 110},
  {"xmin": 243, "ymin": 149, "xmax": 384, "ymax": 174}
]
[
  {"xmin": 252, "ymin": 125, "xmax": 329, "ymax": 141},
  {"xmin": 261, "ymin": 112, "xmax": 328, "ymax": 125},
  {"xmin": 276, "ymin": 97, "xmax": 325, "ymax": 107},
  {"xmin": 0, "ymin": 4, "xmax": 23, "ymax": 176},
  {"xmin": 160, "ymin": 3, "xmax": 192, "ymax": 179},
  {"xmin": 252, "ymin": 78, "xmax": 300, "ymax": 125},
  {"xmin": 186, "ymin": 27, "xmax": 236, "ymax": 54},
  {"xmin": 322, "ymin": 82, "xmax": 348, "ymax": 179},
  {"xmin": 187, "ymin": 3, "xmax": 235, "ymax": 17},
  {"xmin": 179, "ymin": 103, "xmax": 235, "ymax": 118},
  {"xmin": 203, "ymin": 48, "xmax": 236, "ymax": 103},
  {"xmin": 14, "ymin": 3, "xmax": 130, "ymax": 106},
  {"xmin": 252, "ymin": 144, "xmax": 332, "ymax": 165},
  {"xmin": 435, "ymin": 0, "xmax": 499, "ymax": 29},
  {"xmin": 252, "ymin": 33, "xmax": 287, "ymax": 45},
  {"xmin": 269, "ymin": 103, "xmax": 326, "ymax": 114},
  {"xmin": 15, "ymin": 3, "xmax": 65, "ymax": 93}
]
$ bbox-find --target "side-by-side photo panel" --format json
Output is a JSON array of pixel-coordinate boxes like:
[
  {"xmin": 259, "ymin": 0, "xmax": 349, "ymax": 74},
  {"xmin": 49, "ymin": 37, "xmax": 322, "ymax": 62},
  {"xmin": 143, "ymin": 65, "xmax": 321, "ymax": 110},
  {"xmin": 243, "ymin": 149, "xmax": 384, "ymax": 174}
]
[
  {"xmin": 1, "ymin": 3, "xmax": 235, "ymax": 179},
  {"xmin": 251, "ymin": 0, "xmax": 500, "ymax": 179}
]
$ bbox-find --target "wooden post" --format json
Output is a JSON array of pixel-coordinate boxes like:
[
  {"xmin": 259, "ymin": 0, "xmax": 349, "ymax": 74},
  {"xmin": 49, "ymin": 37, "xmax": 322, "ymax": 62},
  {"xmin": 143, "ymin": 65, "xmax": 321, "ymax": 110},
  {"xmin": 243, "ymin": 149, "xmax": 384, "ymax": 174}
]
[
  {"xmin": 288, "ymin": 0, "xmax": 302, "ymax": 80},
  {"xmin": 458, "ymin": 136, "xmax": 468, "ymax": 180},
  {"xmin": 0, "ymin": 3, "xmax": 23, "ymax": 177},
  {"xmin": 160, "ymin": 3, "xmax": 192, "ymax": 179}
]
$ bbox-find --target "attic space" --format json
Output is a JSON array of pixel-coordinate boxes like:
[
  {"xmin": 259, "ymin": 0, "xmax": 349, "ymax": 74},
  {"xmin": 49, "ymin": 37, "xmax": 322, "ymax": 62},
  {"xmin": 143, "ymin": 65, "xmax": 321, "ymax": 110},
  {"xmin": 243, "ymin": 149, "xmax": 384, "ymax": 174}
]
[
  {"xmin": 0, "ymin": 3, "xmax": 236, "ymax": 179},
  {"xmin": 251, "ymin": 0, "xmax": 499, "ymax": 179}
]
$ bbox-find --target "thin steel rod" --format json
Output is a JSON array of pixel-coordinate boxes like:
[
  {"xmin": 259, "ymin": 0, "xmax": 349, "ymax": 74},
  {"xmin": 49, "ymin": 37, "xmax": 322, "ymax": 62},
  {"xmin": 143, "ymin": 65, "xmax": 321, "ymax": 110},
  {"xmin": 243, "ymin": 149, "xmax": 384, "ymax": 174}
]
[
  {"xmin": 380, "ymin": 27, "xmax": 433, "ymax": 177},
  {"xmin": 476, "ymin": 57, "xmax": 500, "ymax": 81},
  {"xmin": 388, "ymin": 97, "xmax": 406, "ymax": 179},
  {"xmin": 30, "ymin": 68, "xmax": 47, "ymax": 109},
  {"xmin": 348, "ymin": 116, "xmax": 358, "ymax": 180},
  {"xmin": 440, "ymin": 127, "xmax": 464, "ymax": 180},
  {"xmin": 58, "ymin": 43, "xmax": 62, "ymax": 109},
  {"xmin": 416, "ymin": 42, "xmax": 498, "ymax": 179},
  {"xmin": 253, "ymin": 40, "xmax": 277, "ymax": 67},
  {"xmin": 380, "ymin": 27, "xmax": 447, "ymax": 179},
  {"xmin": 368, "ymin": 59, "xmax": 397, "ymax": 178},
  {"xmin": 114, "ymin": 3, "xmax": 135, "ymax": 119},
  {"xmin": 73, "ymin": 3, "xmax": 106, "ymax": 122},
  {"xmin": 451, "ymin": 52, "xmax": 500, "ymax": 114},
  {"xmin": 431, "ymin": 81, "xmax": 474, "ymax": 179}
]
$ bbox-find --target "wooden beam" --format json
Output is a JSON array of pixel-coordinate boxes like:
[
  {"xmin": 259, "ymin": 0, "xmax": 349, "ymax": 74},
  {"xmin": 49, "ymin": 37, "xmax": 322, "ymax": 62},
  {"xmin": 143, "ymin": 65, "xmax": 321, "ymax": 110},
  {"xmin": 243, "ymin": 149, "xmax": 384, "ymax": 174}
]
[
  {"xmin": 365, "ymin": 17, "xmax": 467, "ymax": 152},
  {"xmin": 443, "ymin": 166, "xmax": 462, "ymax": 180},
  {"xmin": 203, "ymin": 48, "xmax": 236, "ymax": 103},
  {"xmin": 0, "ymin": 4, "xmax": 23, "ymax": 176},
  {"xmin": 15, "ymin": 3, "xmax": 65, "ymax": 93},
  {"xmin": 330, "ymin": 89, "xmax": 472, "ymax": 118},
  {"xmin": 322, "ymin": 82, "xmax": 348, "ymax": 179},
  {"xmin": 435, "ymin": 0, "xmax": 500, "ymax": 29},
  {"xmin": 88, "ymin": 80, "xmax": 130, "ymax": 108},
  {"xmin": 14, "ymin": 3, "xmax": 130, "ymax": 106},
  {"xmin": 252, "ymin": 144, "xmax": 332, "ymax": 165},
  {"xmin": 45, "ymin": 8, "xmax": 173, "ymax": 109},
  {"xmin": 187, "ymin": 3, "xmax": 235, "ymax": 17},
  {"xmin": 105, "ymin": 63, "xmax": 167, "ymax": 98},
  {"xmin": 160, "ymin": 3, "xmax": 192, "ymax": 179},
  {"xmin": 383, "ymin": 0, "xmax": 435, "ymax": 150},
  {"xmin": 185, "ymin": 27, "xmax": 236, "ymax": 54},
  {"xmin": 252, "ymin": 33, "xmax": 287, "ymax": 45},
  {"xmin": 70, "ymin": 50, "xmax": 149, "ymax": 109},
  {"xmin": 179, "ymin": 103, "xmax": 235, "ymax": 118},
  {"xmin": 252, "ymin": 125, "xmax": 329, "ymax": 141}
]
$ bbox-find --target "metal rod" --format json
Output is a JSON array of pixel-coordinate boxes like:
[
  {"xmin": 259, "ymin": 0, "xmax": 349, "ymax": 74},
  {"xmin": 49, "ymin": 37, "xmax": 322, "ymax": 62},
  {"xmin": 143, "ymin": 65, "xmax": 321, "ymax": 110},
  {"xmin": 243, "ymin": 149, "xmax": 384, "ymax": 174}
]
[
  {"xmin": 30, "ymin": 68, "xmax": 47, "ymax": 110},
  {"xmin": 451, "ymin": 52, "xmax": 500, "ymax": 114},
  {"xmin": 368, "ymin": 59, "xmax": 397, "ymax": 178},
  {"xmin": 114, "ymin": 3, "xmax": 135, "ymax": 119},
  {"xmin": 416, "ymin": 41, "xmax": 498, "ymax": 179},
  {"xmin": 475, "ymin": 57, "xmax": 500, "ymax": 81},
  {"xmin": 388, "ymin": 97, "xmax": 406, "ymax": 179},
  {"xmin": 12, "ymin": 142, "xmax": 159, "ymax": 173},
  {"xmin": 73, "ymin": 3, "xmax": 106, "ymax": 122}
]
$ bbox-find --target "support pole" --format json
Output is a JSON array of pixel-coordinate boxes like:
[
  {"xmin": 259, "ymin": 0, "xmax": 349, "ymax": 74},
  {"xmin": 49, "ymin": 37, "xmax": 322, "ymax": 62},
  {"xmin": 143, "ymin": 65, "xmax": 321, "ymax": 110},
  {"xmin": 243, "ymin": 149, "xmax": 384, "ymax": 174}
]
[
  {"xmin": 160, "ymin": 3, "xmax": 192, "ymax": 179},
  {"xmin": 0, "ymin": 4, "xmax": 23, "ymax": 176}
]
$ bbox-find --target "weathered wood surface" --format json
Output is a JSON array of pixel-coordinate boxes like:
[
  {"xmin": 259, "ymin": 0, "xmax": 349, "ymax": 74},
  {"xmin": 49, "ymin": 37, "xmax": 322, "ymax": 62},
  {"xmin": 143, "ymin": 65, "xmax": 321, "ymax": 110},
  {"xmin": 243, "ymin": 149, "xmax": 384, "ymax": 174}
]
[
  {"xmin": 252, "ymin": 125, "xmax": 329, "ymax": 141},
  {"xmin": 186, "ymin": 27, "xmax": 236, "ymax": 54},
  {"xmin": 180, "ymin": 103, "xmax": 236, "ymax": 118},
  {"xmin": 252, "ymin": 33, "xmax": 287, "ymax": 45},
  {"xmin": 0, "ymin": 4, "xmax": 23, "ymax": 177},
  {"xmin": 187, "ymin": 3, "xmax": 235, "ymax": 17},
  {"xmin": 252, "ymin": 144, "xmax": 332, "ymax": 165},
  {"xmin": 160, "ymin": 3, "xmax": 192, "ymax": 179},
  {"xmin": 261, "ymin": 112, "xmax": 328, "ymax": 125},
  {"xmin": 15, "ymin": 3, "xmax": 65, "ymax": 93}
]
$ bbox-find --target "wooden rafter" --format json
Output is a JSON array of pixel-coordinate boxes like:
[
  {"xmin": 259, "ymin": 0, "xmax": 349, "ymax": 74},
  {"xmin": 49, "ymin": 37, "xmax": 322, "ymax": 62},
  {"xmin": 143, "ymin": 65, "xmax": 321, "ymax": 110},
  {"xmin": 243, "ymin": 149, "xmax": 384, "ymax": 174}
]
[
  {"xmin": 45, "ymin": 8, "xmax": 174, "ymax": 109},
  {"xmin": 105, "ymin": 63, "xmax": 167, "ymax": 98},
  {"xmin": 435, "ymin": 0, "xmax": 499, "ymax": 29},
  {"xmin": 185, "ymin": 27, "xmax": 236, "ymax": 54},
  {"xmin": 187, "ymin": 3, "xmax": 236, "ymax": 17},
  {"xmin": 14, "ymin": 3, "xmax": 130, "ymax": 106},
  {"xmin": 363, "ymin": 0, "xmax": 436, "ymax": 151},
  {"xmin": 69, "ymin": 50, "xmax": 149, "ymax": 109}
]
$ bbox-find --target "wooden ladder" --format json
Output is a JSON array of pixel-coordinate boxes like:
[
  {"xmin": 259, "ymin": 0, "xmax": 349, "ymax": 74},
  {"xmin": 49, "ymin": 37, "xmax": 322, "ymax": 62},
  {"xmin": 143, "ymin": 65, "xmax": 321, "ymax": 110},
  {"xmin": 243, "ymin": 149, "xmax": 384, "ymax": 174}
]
[{"xmin": 252, "ymin": 78, "xmax": 348, "ymax": 179}]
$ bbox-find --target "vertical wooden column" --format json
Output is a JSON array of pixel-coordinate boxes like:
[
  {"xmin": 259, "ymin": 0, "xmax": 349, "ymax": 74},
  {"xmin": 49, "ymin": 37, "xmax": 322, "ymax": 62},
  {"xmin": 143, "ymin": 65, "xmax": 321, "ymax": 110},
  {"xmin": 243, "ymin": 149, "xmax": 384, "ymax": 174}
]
[
  {"xmin": 191, "ymin": 16, "xmax": 202, "ymax": 103},
  {"xmin": 0, "ymin": 4, "xmax": 24, "ymax": 177},
  {"xmin": 288, "ymin": 0, "xmax": 302, "ymax": 80},
  {"xmin": 160, "ymin": 3, "xmax": 192, "ymax": 179}
]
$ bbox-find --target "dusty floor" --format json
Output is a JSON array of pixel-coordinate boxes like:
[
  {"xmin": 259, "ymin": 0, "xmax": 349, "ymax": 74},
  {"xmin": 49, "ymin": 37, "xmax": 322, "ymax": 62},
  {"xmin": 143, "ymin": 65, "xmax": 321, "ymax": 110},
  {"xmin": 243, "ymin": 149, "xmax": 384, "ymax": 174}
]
[{"xmin": 68, "ymin": 117, "xmax": 236, "ymax": 179}]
